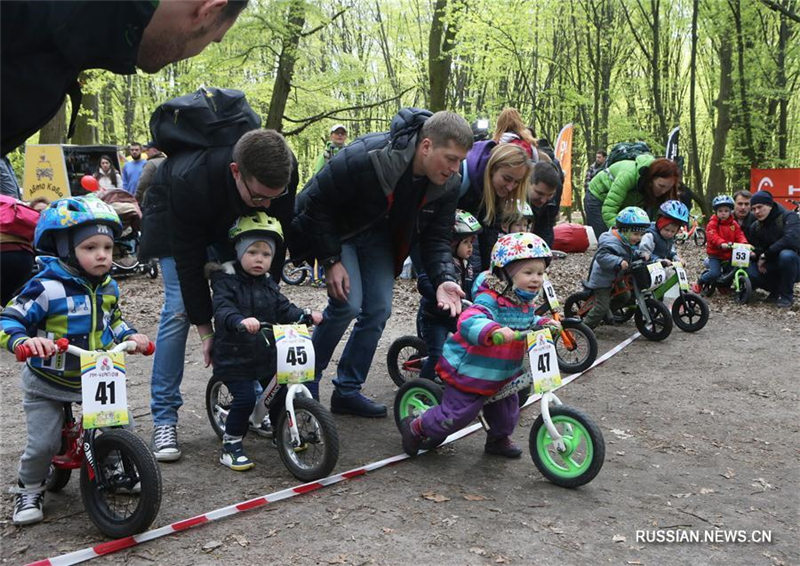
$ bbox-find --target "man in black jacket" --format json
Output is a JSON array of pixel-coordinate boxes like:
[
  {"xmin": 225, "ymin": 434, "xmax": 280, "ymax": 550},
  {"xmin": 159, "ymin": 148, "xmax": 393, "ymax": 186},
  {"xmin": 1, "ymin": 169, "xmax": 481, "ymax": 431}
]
[
  {"xmin": 290, "ymin": 109, "xmax": 473, "ymax": 417},
  {"xmin": 1, "ymin": 0, "xmax": 247, "ymax": 156},
  {"xmin": 142, "ymin": 129, "xmax": 298, "ymax": 461},
  {"xmin": 746, "ymin": 190, "xmax": 800, "ymax": 308}
]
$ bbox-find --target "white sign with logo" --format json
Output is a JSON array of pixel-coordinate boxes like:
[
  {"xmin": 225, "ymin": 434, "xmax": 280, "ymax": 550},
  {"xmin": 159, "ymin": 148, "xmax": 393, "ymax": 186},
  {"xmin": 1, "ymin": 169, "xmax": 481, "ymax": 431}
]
[
  {"xmin": 80, "ymin": 352, "xmax": 128, "ymax": 429},
  {"xmin": 731, "ymin": 244, "xmax": 750, "ymax": 268},
  {"xmin": 527, "ymin": 329, "xmax": 562, "ymax": 394},
  {"xmin": 274, "ymin": 324, "xmax": 315, "ymax": 384}
]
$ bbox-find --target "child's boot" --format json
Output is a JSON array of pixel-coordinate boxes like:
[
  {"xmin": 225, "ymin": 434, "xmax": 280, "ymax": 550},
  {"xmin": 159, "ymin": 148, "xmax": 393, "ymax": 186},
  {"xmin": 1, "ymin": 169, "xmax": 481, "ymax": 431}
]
[
  {"xmin": 12, "ymin": 480, "xmax": 45, "ymax": 525},
  {"xmin": 399, "ymin": 417, "xmax": 423, "ymax": 456},
  {"xmin": 484, "ymin": 436, "xmax": 522, "ymax": 459},
  {"xmin": 220, "ymin": 437, "xmax": 254, "ymax": 471}
]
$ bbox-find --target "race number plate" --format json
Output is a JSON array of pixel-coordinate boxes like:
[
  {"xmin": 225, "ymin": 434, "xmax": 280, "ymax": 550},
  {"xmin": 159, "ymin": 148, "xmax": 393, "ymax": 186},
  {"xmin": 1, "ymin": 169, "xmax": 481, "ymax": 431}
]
[
  {"xmin": 542, "ymin": 277, "xmax": 560, "ymax": 310},
  {"xmin": 80, "ymin": 352, "xmax": 128, "ymax": 429},
  {"xmin": 275, "ymin": 324, "xmax": 315, "ymax": 384},
  {"xmin": 647, "ymin": 262, "xmax": 666, "ymax": 289},
  {"xmin": 731, "ymin": 244, "xmax": 750, "ymax": 268},
  {"xmin": 527, "ymin": 329, "xmax": 562, "ymax": 394},
  {"xmin": 673, "ymin": 261, "xmax": 690, "ymax": 290}
]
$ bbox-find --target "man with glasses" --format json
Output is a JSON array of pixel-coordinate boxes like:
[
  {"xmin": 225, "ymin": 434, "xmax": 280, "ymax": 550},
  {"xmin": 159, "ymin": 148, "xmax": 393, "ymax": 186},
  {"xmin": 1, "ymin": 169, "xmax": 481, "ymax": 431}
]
[{"xmin": 141, "ymin": 129, "xmax": 298, "ymax": 461}]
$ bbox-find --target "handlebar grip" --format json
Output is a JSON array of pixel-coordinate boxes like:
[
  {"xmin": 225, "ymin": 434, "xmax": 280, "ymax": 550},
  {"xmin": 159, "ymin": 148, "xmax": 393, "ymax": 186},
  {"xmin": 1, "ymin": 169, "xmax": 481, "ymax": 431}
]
[
  {"xmin": 143, "ymin": 341, "xmax": 156, "ymax": 356},
  {"xmin": 14, "ymin": 343, "xmax": 32, "ymax": 361}
]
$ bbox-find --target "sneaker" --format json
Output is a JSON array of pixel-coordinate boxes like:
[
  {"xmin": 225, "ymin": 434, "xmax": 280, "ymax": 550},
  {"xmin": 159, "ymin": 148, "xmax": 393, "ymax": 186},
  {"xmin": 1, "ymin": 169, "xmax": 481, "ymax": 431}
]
[
  {"xmin": 399, "ymin": 417, "xmax": 422, "ymax": 456},
  {"xmin": 764, "ymin": 292, "xmax": 779, "ymax": 303},
  {"xmin": 107, "ymin": 459, "xmax": 141, "ymax": 494},
  {"xmin": 776, "ymin": 295, "xmax": 793, "ymax": 308},
  {"xmin": 249, "ymin": 414, "xmax": 273, "ymax": 438},
  {"xmin": 484, "ymin": 436, "xmax": 522, "ymax": 459},
  {"xmin": 152, "ymin": 424, "xmax": 181, "ymax": 462},
  {"xmin": 12, "ymin": 480, "xmax": 45, "ymax": 525},
  {"xmin": 330, "ymin": 390, "xmax": 387, "ymax": 418},
  {"xmin": 220, "ymin": 441, "xmax": 254, "ymax": 471}
]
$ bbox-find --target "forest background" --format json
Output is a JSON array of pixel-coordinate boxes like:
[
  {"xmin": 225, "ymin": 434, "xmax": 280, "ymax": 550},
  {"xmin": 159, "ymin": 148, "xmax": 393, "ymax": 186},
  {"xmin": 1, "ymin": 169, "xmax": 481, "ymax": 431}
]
[{"xmin": 8, "ymin": 0, "xmax": 800, "ymax": 218}]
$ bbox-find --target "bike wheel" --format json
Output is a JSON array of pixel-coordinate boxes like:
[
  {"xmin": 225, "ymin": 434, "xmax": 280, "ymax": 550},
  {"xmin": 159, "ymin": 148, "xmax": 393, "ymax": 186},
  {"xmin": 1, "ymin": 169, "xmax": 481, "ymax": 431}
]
[
  {"xmin": 611, "ymin": 306, "xmax": 635, "ymax": 324},
  {"xmin": 80, "ymin": 429, "xmax": 162, "ymax": 538},
  {"xmin": 671, "ymin": 292, "xmax": 709, "ymax": 332},
  {"xmin": 734, "ymin": 273, "xmax": 752, "ymax": 304},
  {"xmin": 563, "ymin": 290, "xmax": 593, "ymax": 318},
  {"xmin": 529, "ymin": 405, "xmax": 604, "ymax": 488},
  {"xmin": 634, "ymin": 298, "xmax": 673, "ymax": 341},
  {"xmin": 554, "ymin": 320, "xmax": 598, "ymax": 374},
  {"xmin": 46, "ymin": 466, "xmax": 72, "ymax": 493},
  {"xmin": 693, "ymin": 227, "xmax": 707, "ymax": 247},
  {"xmin": 275, "ymin": 397, "xmax": 339, "ymax": 482},
  {"xmin": 386, "ymin": 335, "xmax": 428, "ymax": 387},
  {"xmin": 281, "ymin": 259, "xmax": 308, "ymax": 286},
  {"xmin": 205, "ymin": 375, "xmax": 231, "ymax": 440},
  {"xmin": 393, "ymin": 378, "xmax": 443, "ymax": 429}
]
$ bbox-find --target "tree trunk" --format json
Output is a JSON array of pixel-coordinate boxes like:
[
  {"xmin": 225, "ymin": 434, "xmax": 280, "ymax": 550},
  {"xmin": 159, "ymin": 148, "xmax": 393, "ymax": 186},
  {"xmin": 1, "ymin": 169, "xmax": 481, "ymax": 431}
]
[
  {"xmin": 729, "ymin": 0, "xmax": 757, "ymax": 166},
  {"xmin": 101, "ymin": 81, "xmax": 116, "ymax": 144},
  {"xmin": 72, "ymin": 72, "xmax": 98, "ymax": 145},
  {"xmin": 688, "ymin": 0, "xmax": 703, "ymax": 196},
  {"xmin": 429, "ymin": 0, "xmax": 459, "ymax": 112},
  {"xmin": 38, "ymin": 100, "xmax": 67, "ymax": 144},
  {"xmin": 776, "ymin": 12, "xmax": 790, "ymax": 160},
  {"xmin": 266, "ymin": 0, "xmax": 306, "ymax": 131},
  {"xmin": 706, "ymin": 41, "xmax": 733, "ymax": 207}
]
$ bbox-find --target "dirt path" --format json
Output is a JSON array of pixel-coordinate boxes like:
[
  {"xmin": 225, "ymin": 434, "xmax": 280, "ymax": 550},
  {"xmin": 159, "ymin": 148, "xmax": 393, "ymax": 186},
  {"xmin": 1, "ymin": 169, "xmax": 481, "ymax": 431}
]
[{"xmin": 1, "ymin": 245, "xmax": 797, "ymax": 565}]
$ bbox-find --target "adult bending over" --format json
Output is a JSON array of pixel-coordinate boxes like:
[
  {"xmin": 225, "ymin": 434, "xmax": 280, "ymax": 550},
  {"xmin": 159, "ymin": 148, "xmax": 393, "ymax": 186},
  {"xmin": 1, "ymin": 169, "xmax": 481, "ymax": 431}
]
[
  {"xmin": 584, "ymin": 155, "xmax": 679, "ymax": 239},
  {"xmin": 289, "ymin": 109, "xmax": 473, "ymax": 418}
]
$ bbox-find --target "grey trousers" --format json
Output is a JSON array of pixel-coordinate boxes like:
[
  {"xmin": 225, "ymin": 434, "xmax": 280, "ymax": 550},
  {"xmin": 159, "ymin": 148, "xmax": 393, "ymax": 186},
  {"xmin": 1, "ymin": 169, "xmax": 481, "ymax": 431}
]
[{"xmin": 584, "ymin": 192, "xmax": 609, "ymax": 241}]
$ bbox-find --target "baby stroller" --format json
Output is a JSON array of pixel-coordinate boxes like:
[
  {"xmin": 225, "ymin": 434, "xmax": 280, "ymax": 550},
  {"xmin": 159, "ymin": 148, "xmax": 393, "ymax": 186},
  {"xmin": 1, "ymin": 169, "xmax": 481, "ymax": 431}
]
[{"xmin": 100, "ymin": 190, "xmax": 158, "ymax": 279}]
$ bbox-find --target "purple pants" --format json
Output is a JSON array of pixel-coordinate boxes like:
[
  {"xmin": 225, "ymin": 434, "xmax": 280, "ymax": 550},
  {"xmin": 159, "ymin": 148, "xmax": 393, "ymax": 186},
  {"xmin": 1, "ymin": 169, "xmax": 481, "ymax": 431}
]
[{"xmin": 420, "ymin": 384, "xmax": 520, "ymax": 440}]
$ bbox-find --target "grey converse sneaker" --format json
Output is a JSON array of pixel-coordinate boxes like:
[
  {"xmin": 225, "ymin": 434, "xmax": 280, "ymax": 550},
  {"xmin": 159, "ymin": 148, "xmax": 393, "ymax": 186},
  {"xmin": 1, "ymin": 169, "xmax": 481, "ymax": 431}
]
[
  {"xmin": 12, "ymin": 480, "xmax": 45, "ymax": 526},
  {"xmin": 152, "ymin": 424, "xmax": 181, "ymax": 462}
]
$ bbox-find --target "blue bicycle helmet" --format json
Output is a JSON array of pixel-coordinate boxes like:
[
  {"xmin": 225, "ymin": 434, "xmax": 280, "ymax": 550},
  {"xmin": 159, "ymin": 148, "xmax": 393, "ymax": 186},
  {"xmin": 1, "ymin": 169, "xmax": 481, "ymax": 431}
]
[
  {"xmin": 712, "ymin": 194, "xmax": 734, "ymax": 210},
  {"xmin": 615, "ymin": 206, "xmax": 651, "ymax": 232},
  {"xmin": 35, "ymin": 196, "xmax": 122, "ymax": 256},
  {"xmin": 658, "ymin": 200, "xmax": 689, "ymax": 224}
]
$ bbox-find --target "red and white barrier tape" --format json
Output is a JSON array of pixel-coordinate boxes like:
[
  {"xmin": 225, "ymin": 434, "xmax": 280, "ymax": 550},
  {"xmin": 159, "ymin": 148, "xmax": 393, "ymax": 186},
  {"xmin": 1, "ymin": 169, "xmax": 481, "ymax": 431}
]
[{"xmin": 27, "ymin": 332, "xmax": 640, "ymax": 566}]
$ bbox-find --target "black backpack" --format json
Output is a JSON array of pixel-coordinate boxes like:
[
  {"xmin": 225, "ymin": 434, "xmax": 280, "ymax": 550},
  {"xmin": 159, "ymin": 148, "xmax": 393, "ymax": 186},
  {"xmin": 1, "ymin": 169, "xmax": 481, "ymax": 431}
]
[
  {"xmin": 605, "ymin": 141, "xmax": 652, "ymax": 169},
  {"xmin": 149, "ymin": 87, "xmax": 261, "ymax": 155}
]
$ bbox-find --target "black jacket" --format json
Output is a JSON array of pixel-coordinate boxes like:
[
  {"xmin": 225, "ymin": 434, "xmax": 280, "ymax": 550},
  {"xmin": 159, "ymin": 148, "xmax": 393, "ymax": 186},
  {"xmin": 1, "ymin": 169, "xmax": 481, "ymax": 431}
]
[
  {"xmin": 1, "ymin": 1, "xmax": 156, "ymax": 155},
  {"xmin": 289, "ymin": 109, "xmax": 458, "ymax": 290},
  {"xmin": 746, "ymin": 205, "xmax": 800, "ymax": 261},
  {"xmin": 139, "ymin": 146, "xmax": 299, "ymax": 325},
  {"xmin": 209, "ymin": 262, "xmax": 305, "ymax": 381}
]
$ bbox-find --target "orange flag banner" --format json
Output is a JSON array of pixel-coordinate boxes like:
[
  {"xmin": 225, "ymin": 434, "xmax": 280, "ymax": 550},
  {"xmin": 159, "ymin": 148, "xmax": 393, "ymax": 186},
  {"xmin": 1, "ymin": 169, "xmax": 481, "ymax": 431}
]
[{"xmin": 555, "ymin": 123, "xmax": 573, "ymax": 206}]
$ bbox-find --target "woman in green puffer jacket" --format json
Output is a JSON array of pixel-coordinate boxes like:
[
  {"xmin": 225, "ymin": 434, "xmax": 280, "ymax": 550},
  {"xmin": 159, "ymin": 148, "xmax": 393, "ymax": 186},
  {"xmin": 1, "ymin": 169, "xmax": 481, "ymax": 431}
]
[{"xmin": 584, "ymin": 155, "xmax": 680, "ymax": 238}]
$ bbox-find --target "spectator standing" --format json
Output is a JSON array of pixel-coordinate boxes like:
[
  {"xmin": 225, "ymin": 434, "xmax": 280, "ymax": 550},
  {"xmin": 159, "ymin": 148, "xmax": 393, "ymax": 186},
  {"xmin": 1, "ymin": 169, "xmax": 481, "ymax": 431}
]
[
  {"xmin": 135, "ymin": 141, "xmax": 166, "ymax": 204},
  {"xmin": 121, "ymin": 142, "xmax": 146, "ymax": 195},
  {"xmin": 584, "ymin": 150, "xmax": 606, "ymax": 192},
  {"xmin": 290, "ymin": 109, "xmax": 473, "ymax": 418},
  {"xmin": 313, "ymin": 124, "xmax": 348, "ymax": 174},
  {"xmin": 0, "ymin": 156, "xmax": 21, "ymax": 198},
  {"xmin": 93, "ymin": 155, "xmax": 121, "ymax": 193}
]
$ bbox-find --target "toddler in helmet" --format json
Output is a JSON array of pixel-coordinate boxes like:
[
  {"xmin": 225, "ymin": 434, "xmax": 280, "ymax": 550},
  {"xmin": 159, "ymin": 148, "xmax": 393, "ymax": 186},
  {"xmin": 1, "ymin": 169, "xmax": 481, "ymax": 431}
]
[
  {"xmin": 692, "ymin": 195, "xmax": 749, "ymax": 294},
  {"xmin": 638, "ymin": 200, "xmax": 688, "ymax": 264},
  {"xmin": 415, "ymin": 210, "xmax": 482, "ymax": 381},
  {"xmin": 581, "ymin": 206, "xmax": 651, "ymax": 329},
  {"xmin": 206, "ymin": 211, "xmax": 322, "ymax": 471},
  {"xmin": 0, "ymin": 196, "xmax": 150, "ymax": 526},
  {"xmin": 499, "ymin": 201, "xmax": 535, "ymax": 235},
  {"xmin": 400, "ymin": 232, "xmax": 561, "ymax": 458}
]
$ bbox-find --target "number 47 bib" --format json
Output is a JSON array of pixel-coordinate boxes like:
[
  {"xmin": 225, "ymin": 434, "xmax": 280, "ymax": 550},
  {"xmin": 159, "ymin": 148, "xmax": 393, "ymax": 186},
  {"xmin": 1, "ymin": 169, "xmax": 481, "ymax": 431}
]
[
  {"xmin": 275, "ymin": 324, "xmax": 315, "ymax": 384},
  {"xmin": 80, "ymin": 352, "xmax": 128, "ymax": 429},
  {"xmin": 527, "ymin": 329, "xmax": 562, "ymax": 394}
]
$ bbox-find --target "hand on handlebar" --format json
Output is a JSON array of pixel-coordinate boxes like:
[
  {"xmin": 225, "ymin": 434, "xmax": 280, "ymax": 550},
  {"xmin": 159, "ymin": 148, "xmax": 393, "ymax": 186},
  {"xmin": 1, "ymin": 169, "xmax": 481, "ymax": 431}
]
[
  {"xmin": 240, "ymin": 317, "xmax": 261, "ymax": 334},
  {"xmin": 19, "ymin": 337, "xmax": 57, "ymax": 359},
  {"xmin": 128, "ymin": 333, "xmax": 154, "ymax": 354},
  {"xmin": 538, "ymin": 317, "xmax": 562, "ymax": 334},
  {"xmin": 620, "ymin": 260, "xmax": 630, "ymax": 272},
  {"xmin": 491, "ymin": 327, "xmax": 518, "ymax": 345}
]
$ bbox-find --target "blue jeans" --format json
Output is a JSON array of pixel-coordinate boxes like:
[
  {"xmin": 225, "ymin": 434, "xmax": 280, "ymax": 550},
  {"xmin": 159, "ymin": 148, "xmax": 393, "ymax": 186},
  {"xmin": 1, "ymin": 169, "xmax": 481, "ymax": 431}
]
[
  {"xmin": 150, "ymin": 257, "xmax": 190, "ymax": 426},
  {"xmin": 309, "ymin": 227, "xmax": 395, "ymax": 398},
  {"xmin": 223, "ymin": 380, "xmax": 257, "ymax": 438},
  {"xmin": 699, "ymin": 257, "xmax": 724, "ymax": 284},
  {"xmin": 748, "ymin": 249, "xmax": 800, "ymax": 298}
]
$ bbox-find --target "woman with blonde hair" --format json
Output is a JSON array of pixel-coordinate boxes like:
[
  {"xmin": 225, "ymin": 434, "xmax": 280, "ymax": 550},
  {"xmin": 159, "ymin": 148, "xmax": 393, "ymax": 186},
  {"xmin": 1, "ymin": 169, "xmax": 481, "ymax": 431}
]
[
  {"xmin": 458, "ymin": 141, "xmax": 532, "ymax": 270},
  {"xmin": 492, "ymin": 107, "xmax": 537, "ymax": 158}
]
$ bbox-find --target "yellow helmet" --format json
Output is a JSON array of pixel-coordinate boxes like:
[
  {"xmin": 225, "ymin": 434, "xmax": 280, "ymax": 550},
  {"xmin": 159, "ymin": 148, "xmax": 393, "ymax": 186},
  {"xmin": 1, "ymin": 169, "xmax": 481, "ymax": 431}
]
[{"xmin": 228, "ymin": 211, "xmax": 284, "ymax": 245}]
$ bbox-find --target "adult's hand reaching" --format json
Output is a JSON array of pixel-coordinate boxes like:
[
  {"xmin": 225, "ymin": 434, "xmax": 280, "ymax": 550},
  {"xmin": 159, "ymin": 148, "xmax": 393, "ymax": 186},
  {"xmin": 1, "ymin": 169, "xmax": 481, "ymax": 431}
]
[
  {"xmin": 436, "ymin": 281, "xmax": 465, "ymax": 317},
  {"xmin": 326, "ymin": 262, "xmax": 350, "ymax": 302}
]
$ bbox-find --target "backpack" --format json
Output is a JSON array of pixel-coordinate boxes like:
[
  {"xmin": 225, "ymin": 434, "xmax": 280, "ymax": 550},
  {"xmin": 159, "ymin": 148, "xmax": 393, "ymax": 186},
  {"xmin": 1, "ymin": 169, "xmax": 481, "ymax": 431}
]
[
  {"xmin": 149, "ymin": 87, "xmax": 261, "ymax": 155},
  {"xmin": 605, "ymin": 141, "xmax": 652, "ymax": 169},
  {"xmin": 0, "ymin": 195, "xmax": 39, "ymax": 242}
]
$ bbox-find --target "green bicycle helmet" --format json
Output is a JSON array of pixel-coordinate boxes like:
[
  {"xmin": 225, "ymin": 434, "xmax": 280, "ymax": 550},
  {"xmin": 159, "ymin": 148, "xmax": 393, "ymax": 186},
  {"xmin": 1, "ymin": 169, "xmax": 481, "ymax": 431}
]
[
  {"xmin": 229, "ymin": 211, "xmax": 284, "ymax": 245},
  {"xmin": 453, "ymin": 209, "xmax": 482, "ymax": 237}
]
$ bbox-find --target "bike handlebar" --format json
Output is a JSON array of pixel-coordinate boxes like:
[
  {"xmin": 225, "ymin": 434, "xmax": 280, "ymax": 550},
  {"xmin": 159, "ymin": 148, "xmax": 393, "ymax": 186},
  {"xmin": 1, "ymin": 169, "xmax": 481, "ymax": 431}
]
[
  {"xmin": 14, "ymin": 338, "xmax": 155, "ymax": 362},
  {"xmin": 235, "ymin": 311, "xmax": 315, "ymax": 334}
]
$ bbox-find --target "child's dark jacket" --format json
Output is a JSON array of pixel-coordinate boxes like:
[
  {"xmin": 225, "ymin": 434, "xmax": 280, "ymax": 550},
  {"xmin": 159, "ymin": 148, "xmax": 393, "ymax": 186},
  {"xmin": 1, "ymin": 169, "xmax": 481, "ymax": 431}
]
[{"xmin": 209, "ymin": 262, "xmax": 305, "ymax": 381}]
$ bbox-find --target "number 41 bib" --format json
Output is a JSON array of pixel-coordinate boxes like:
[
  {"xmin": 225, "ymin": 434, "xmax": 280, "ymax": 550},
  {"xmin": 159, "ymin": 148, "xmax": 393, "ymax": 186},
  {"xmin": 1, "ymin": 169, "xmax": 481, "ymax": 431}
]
[{"xmin": 80, "ymin": 352, "xmax": 128, "ymax": 429}]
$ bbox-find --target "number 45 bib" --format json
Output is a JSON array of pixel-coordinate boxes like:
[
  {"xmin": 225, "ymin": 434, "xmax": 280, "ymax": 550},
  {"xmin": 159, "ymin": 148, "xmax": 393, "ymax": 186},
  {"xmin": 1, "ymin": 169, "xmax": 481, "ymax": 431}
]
[{"xmin": 275, "ymin": 324, "xmax": 315, "ymax": 384}]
